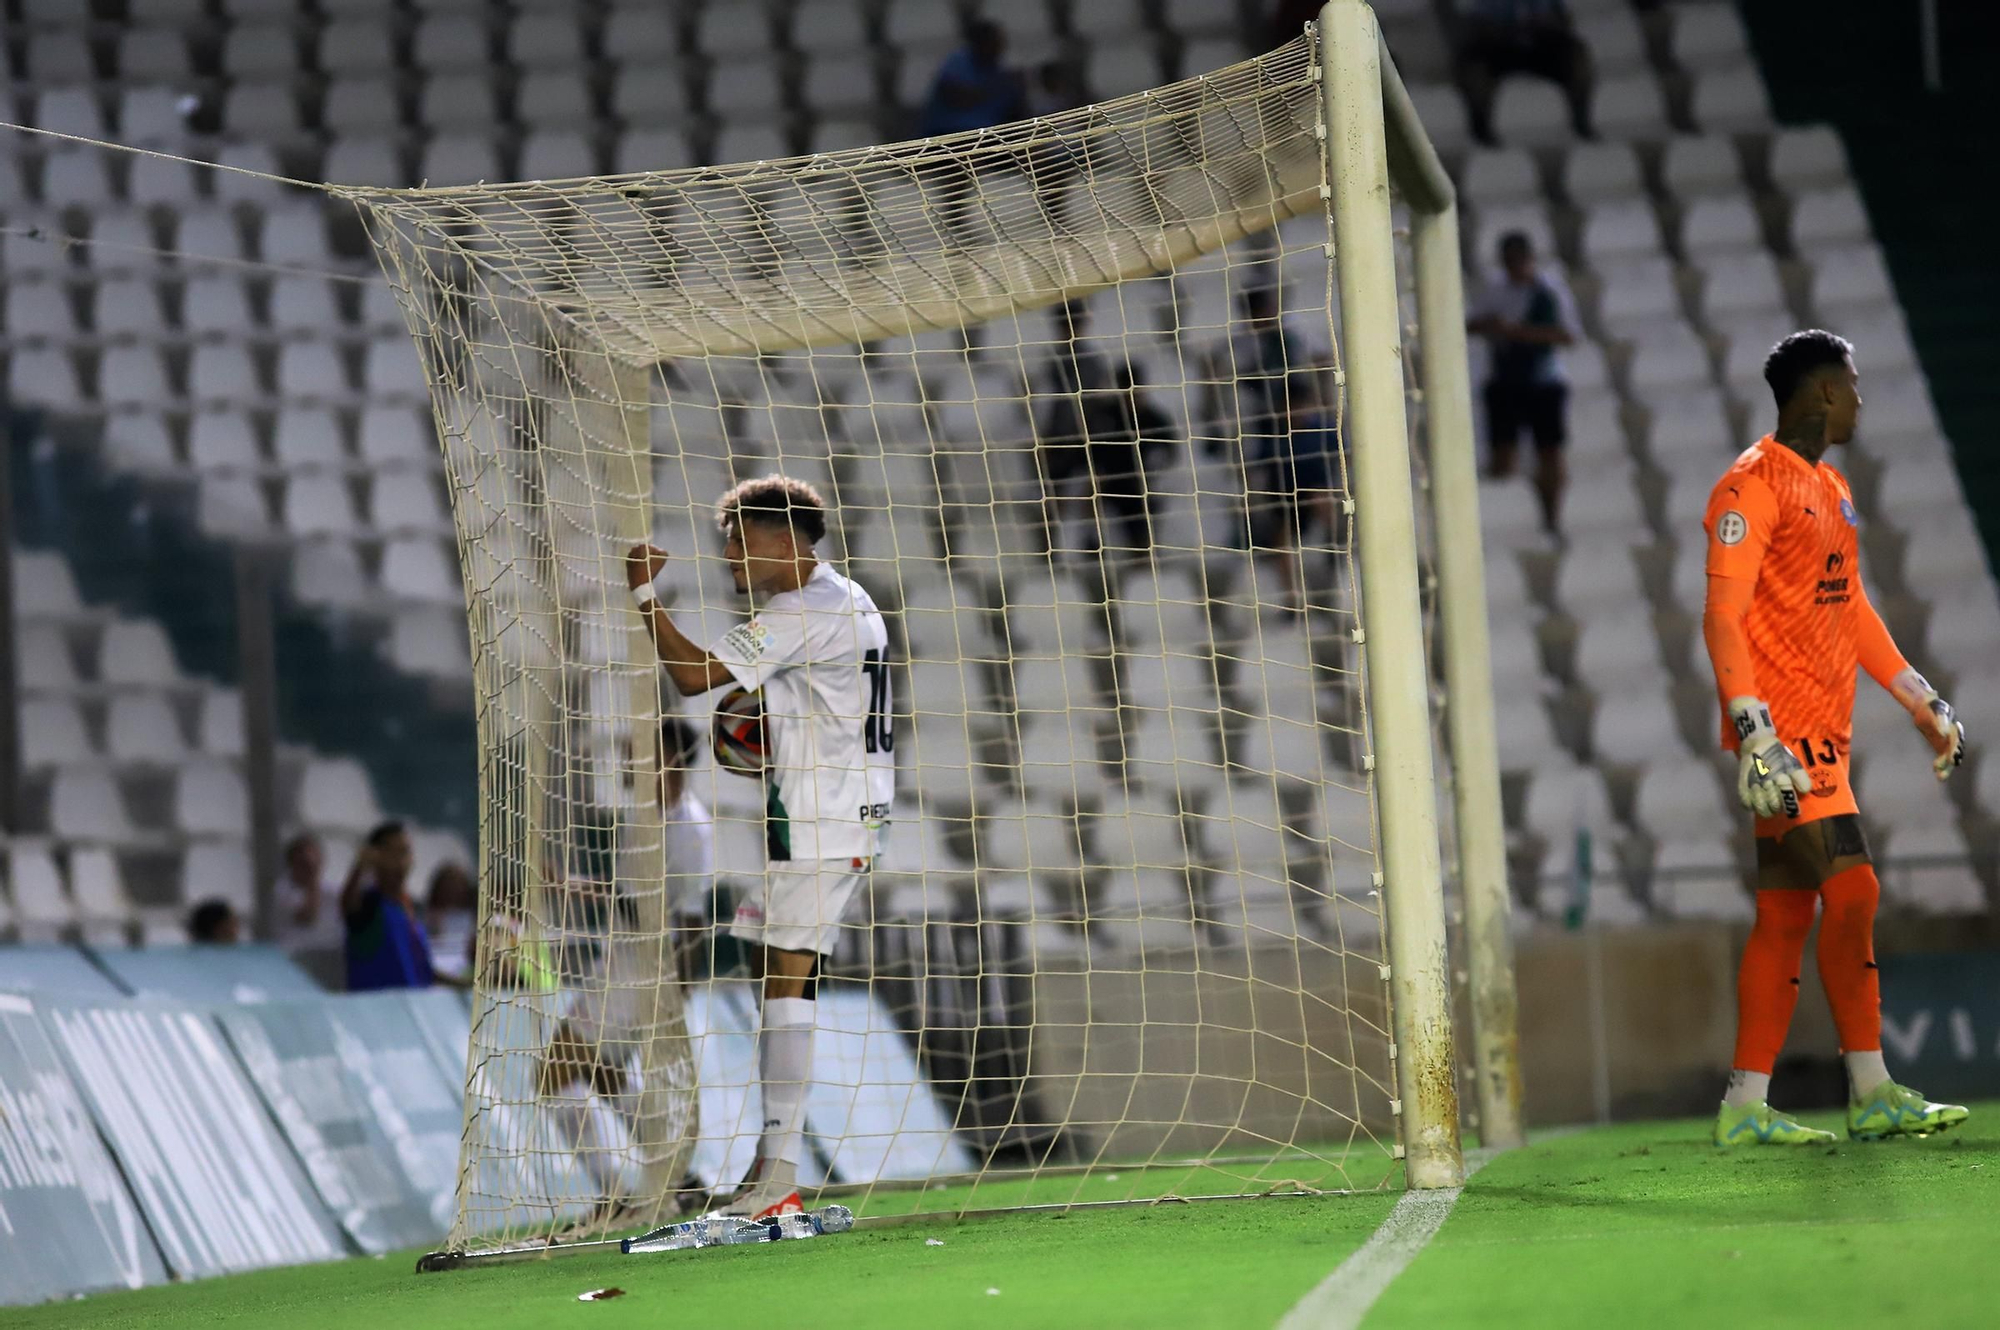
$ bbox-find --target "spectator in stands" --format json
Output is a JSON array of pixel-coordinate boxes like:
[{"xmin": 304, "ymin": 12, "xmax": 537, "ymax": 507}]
[
  {"xmin": 341, "ymin": 821, "xmax": 435, "ymax": 991},
  {"xmin": 187, "ymin": 898, "xmax": 242, "ymax": 945},
  {"xmin": 1467, "ymin": 231, "xmax": 1580, "ymax": 537},
  {"xmin": 275, "ymin": 832, "xmax": 343, "ymax": 956},
  {"xmin": 1034, "ymin": 299, "xmax": 1177, "ymax": 560},
  {"xmin": 1456, "ymin": 0, "xmax": 1595, "ymax": 145},
  {"xmin": 425, "ymin": 863, "xmax": 478, "ymax": 984},
  {"xmin": 920, "ymin": 19, "xmax": 1027, "ymax": 139},
  {"xmin": 1258, "ymin": 367, "xmax": 1344, "ymax": 609}
]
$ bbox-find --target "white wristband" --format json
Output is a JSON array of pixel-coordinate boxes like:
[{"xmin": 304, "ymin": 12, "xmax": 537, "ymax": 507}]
[{"xmin": 632, "ymin": 581, "xmax": 659, "ymax": 609}]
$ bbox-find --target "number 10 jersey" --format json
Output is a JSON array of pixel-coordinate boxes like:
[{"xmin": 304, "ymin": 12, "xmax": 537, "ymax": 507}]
[{"xmin": 712, "ymin": 563, "xmax": 894, "ymax": 862}]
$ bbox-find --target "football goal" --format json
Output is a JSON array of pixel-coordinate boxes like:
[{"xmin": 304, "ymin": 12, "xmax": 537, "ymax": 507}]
[{"xmin": 340, "ymin": 0, "xmax": 1521, "ymax": 1264}]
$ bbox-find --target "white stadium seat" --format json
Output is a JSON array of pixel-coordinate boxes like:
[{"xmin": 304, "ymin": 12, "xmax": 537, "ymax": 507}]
[
  {"xmin": 1770, "ymin": 126, "xmax": 1851, "ymax": 195},
  {"xmin": 1493, "ymin": 81, "xmax": 1572, "ymax": 146},
  {"xmin": 1680, "ymin": 193, "xmax": 1763, "ymax": 254},
  {"xmin": 1562, "ymin": 141, "xmax": 1642, "ymax": 204},
  {"xmin": 1591, "ymin": 73, "xmax": 1669, "ymax": 139},
  {"xmin": 1691, "ymin": 66, "xmax": 1772, "ymax": 132},
  {"xmin": 21, "ymin": 698, "xmax": 95, "ymax": 768},
  {"xmin": 1791, "ymin": 185, "xmax": 1873, "ymax": 249}
]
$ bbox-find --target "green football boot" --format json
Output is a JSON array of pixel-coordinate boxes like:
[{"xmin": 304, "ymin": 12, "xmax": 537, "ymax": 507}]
[
  {"xmin": 1713, "ymin": 1100, "xmax": 1838, "ymax": 1147},
  {"xmin": 1846, "ymin": 1082, "xmax": 1970, "ymax": 1141}
]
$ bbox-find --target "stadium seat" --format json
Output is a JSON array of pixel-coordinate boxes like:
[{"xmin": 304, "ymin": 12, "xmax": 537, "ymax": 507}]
[
  {"xmin": 1652, "ymin": 836, "xmax": 1749, "ymax": 920},
  {"xmin": 1878, "ymin": 824, "xmax": 1984, "ymax": 914},
  {"xmin": 1624, "ymin": 323, "xmax": 1715, "ymax": 393},
  {"xmin": 1632, "ymin": 755, "xmax": 1733, "ymax": 842},
  {"xmin": 40, "ymin": 151, "xmax": 118, "ymax": 209},
  {"xmin": 1696, "ymin": 250, "xmax": 1787, "ymax": 320},
  {"xmin": 706, "ymin": 56, "xmax": 792, "ymax": 120},
  {"xmin": 1493, "ymin": 81, "xmax": 1572, "ymax": 146},
  {"xmin": 7, "ymin": 841, "xmax": 76, "ymax": 939},
  {"xmin": 98, "ymin": 620, "xmax": 183, "ymax": 687},
  {"xmin": 421, "ymin": 134, "xmax": 504, "ymax": 187},
  {"xmin": 297, "ymin": 757, "xmax": 385, "ymax": 834},
  {"xmin": 1406, "ymin": 83, "xmax": 1472, "ymax": 154},
  {"xmin": 32, "ymin": 89, "xmax": 108, "ymax": 140},
  {"xmin": 1680, "ymin": 193, "xmax": 1763, "ymax": 255},
  {"xmin": 50, "ymin": 769, "xmax": 139, "ymax": 844},
  {"xmin": 422, "ymin": 74, "xmax": 500, "ymax": 130},
  {"xmin": 1593, "ymin": 255, "xmax": 1681, "ymax": 332},
  {"xmin": 1572, "ymin": 610, "xmax": 1665, "ymax": 692},
  {"xmin": 107, "ymin": 695, "xmax": 189, "ymax": 764},
  {"xmin": 196, "ymin": 689, "xmax": 246, "ymax": 757},
  {"xmin": 6, "ymin": 281, "xmax": 80, "ymax": 341},
  {"xmin": 1562, "ymin": 141, "xmax": 1642, "ymax": 204},
  {"xmin": 180, "ymin": 841, "xmax": 255, "ymax": 913},
  {"xmin": 1462, "ymin": 148, "xmax": 1541, "ymax": 206},
  {"xmin": 21, "ymin": 698, "xmax": 95, "ymax": 769},
  {"xmin": 1591, "ymin": 73, "xmax": 1669, "ymax": 139},
  {"xmin": 224, "ymin": 23, "xmax": 301, "ymax": 78},
  {"xmin": 98, "ymin": 345, "xmax": 177, "ymax": 409},
  {"xmin": 413, "ymin": 15, "xmax": 493, "ymax": 71},
  {"xmin": 276, "ymin": 340, "xmax": 352, "ymax": 402},
  {"xmin": 272, "ymin": 409, "xmax": 349, "ymax": 473},
  {"xmin": 1769, "ymin": 126, "xmax": 1851, "ymax": 196},
  {"xmin": 359, "ymin": 407, "xmax": 435, "ymax": 468},
  {"xmin": 516, "ymin": 72, "xmax": 593, "ymax": 127},
  {"xmin": 1670, "ymin": 5, "xmax": 1750, "ymax": 67},
  {"xmin": 182, "ymin": 277, "xmax": 257, "ymax": 337},
  {"xmin": 18, "ymin": 623, "xmax": 81, "ymax": 691},
  {"xmin": 189, "ymin": 410, "xmax": 265, "ymax": 472},
  {"xmin": 884, "ymin": 0, "xmax": 962, "ymax": 49},
  {"xmin": 793, "ymin": 0, "xmax": 871, "ymax": 51},
  {"xmin": 519, "ymin": 132, "xmax": 597, "ymax": 181},
  {"xmin": 382, "ymin": 537, "xmax": 462, "ymax": 604},
  {"xmin": 199, "ymin": 474, "xmax": 274, "ymax": 539},
  {"xmin": 1521, "ymin": 766, "xmax": 1616, "ymax": 862},
  {"xmin": 1576, "ymin": 9, "xmax": 1647, "ymax": 74},
  {"xmin": 1552, "ymin": 538, "xmax": 1645, "ymax": 620},
  {"xmin": 28, "ymin": 33, "xmax": 98, "ymax": 83},
  {"xmin": 1690, "ymin": 66, "xmax": 1772, "ymax": 132},
  {"xmin": 93, "ymin": 277, "xmax": 169, "ymax": 337},
  {"xmin": 13, "ymin": 550, "xmax": 86, "ymax": 621},
  {"xmin": 1579, "ymin": 199, "xmax": 1665, "ymax": 262},
  {"xmin": 1806, "ymin": 242, "xmax": 1894, "ymax": 317},
  {"xmin": 509, "ymin": 12, "xmax": 586, "ymax": 68},
  {"xmin": 226, "ymin": 82, "xmax": 307, "ymax": 138},
  {"xmin": 390, "ymin": 609, "xmax": 473, "ymax": 679}
]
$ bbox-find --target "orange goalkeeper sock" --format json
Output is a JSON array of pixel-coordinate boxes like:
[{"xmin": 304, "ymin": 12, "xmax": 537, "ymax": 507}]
[
  {"xmin": 1729, "ymin": 888, "xmax": 1817, "ymax": 1093},
  {"xmin": 1816, "ymin": 864, "xmax": 1884, "ymax": 1087}
]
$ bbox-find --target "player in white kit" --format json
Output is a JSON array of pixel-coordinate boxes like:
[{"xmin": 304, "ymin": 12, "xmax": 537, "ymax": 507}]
[{"xmin": 626, "ymin": 474, "xmax": 894, "ymax": 1220}]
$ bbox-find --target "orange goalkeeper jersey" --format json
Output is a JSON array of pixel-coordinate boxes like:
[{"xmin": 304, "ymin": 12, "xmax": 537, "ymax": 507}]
[{"xmin": 1702, "ymin": 436, "xmax": 1863, "ymax": 750}]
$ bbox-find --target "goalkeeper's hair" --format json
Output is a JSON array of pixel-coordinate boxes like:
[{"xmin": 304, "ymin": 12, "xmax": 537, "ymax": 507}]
[
  {"xmin": 717, "ymin": 474, "xmax": 827, "ymax": 545},
  {"xmin": 1763, "ymin": 328, "xmax": 1854, "ymax": 408}
]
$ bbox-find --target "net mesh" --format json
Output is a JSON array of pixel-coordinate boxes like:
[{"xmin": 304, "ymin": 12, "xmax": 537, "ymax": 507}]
[{"xmin": 343, "ymin": 34, "xmax": 1443, "ymax": 1254}]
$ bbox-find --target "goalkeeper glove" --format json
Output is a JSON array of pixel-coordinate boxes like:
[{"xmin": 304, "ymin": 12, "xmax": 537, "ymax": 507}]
[
  {"xmin": 1728, "ymin": 697, "xmax": 1813, "ymax": 819},
  {"xmin": 1890, "ymin": 667, "xmax": 1967, "ymax": 780}
]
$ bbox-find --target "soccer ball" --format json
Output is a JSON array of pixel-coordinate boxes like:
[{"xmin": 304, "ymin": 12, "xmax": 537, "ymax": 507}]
[{"xmin": 711, "ymin": 687, "xmax": 767, "ymax": 778}]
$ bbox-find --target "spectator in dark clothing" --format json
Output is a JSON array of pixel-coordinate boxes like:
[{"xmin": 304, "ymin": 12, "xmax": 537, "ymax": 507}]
[
  {"xmin": 1259, "ymin": 367, "xmax": 1344, "ymax": 610},
  {"xmin": 187, "ymin": 898, "xmax": 242, "ymax": 944},
  {"xmin": 920, "ymin": 20, "xmax": 1025, "ymax": 137},
  {"xmin": 1457, "ymin": 0, "xmax": 1594, "ymax": 144},
  {"xmin": 1467, "ymin": 231, "xmax": 1581, "ymax": 535},
  {"xmin": 342, "ymin": 821, "xmax": 435, "ymax": 991},
  {"xmin": 1035, "ymin": 300, "xmax": 1176, "ymax": 559}
]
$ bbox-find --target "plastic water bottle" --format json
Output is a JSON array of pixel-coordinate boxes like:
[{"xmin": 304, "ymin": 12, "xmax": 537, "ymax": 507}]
[
  {"xmin": 621, "ymin": 1216, "xmax": 767, "ymax": 1255},
  {"xmin": 764, "ymin": 1205, "xmax": 855, "ymax": 1241},
  {"xmin": 622, "ymin": 1205, "xmax": 854, "ymax": 1255}
]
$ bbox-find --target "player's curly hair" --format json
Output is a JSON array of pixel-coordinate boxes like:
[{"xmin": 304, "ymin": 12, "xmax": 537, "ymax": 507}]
[
  {"xmin": 716, "ymin": 474, "xmax": 827, "ymax": 545},
  {"xmin": 1763, "ymin": 329, "xmax": 1854, "ymax": 408}
]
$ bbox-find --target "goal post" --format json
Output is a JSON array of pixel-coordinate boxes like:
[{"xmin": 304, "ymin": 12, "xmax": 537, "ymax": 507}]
[
  {"xmin": 342, "ymin": 4, "xmax": 1519, "ymax": 1261},
  {"xmin": 1354, "ymin": 3, "xmax": 1527, "ymax": 1155}
]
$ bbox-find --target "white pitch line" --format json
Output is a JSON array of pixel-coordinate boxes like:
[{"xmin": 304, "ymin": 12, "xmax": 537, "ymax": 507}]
[{"xmin": 1274, "ymin": 1148, "xmax": 1495, "ymax": 1330}]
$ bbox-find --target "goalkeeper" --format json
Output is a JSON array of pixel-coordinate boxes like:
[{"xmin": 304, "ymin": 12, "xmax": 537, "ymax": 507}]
[{"xmin": 1701, "ymin": 328, "xmax": 1968, "ymax": 1147}]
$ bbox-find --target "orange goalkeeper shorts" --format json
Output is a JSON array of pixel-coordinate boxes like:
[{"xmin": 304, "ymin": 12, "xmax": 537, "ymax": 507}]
[{"xmin": 1750, "ymin": 733, "xmax": 1859, "ymax": 841}]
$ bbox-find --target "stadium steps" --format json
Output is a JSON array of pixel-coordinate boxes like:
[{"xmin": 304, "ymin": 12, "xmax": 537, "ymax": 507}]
[
  {"xmin": 1739, "ymin": 0, "xmax": 2000, "ymax": 561},
  {"xmin": 6, "ymin": 402, "xmax": 476, "ymax": 842}
]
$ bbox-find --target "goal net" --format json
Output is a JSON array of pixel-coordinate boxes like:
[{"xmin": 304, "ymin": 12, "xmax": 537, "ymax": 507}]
[{"xmin": 346, "ymin": 15, "xmax": 1481, "ymax": 1260}]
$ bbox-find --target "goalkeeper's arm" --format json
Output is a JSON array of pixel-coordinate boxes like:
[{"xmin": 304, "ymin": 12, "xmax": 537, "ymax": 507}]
[
  {"xmin": 1702, "ymin": 574, "xmax": 1812, "ymax": 817},
  {"xmin": 1854, "ymin": 581, "xmax": 1966, "ymax": 779}
]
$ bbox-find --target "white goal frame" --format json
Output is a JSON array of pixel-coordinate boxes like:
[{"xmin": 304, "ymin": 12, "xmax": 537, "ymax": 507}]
[{"xmin": 1317, "ymin": 0, "xmax": 1521, "ymax": 1174}]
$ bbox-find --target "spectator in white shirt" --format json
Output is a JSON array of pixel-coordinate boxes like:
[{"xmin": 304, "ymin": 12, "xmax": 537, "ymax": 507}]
[{"xmin": 275, "ymin": 832, "xmax": 344, "ymax": 955}]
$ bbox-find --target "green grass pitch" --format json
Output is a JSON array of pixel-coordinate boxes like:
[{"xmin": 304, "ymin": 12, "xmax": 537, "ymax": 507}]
[{"xmin": 18, "ymin": 1106, "xmax": 1996, "ymax": 1330}]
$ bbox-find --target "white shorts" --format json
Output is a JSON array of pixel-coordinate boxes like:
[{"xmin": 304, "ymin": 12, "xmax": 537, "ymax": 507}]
[{"xmin": 728, "ymin": 858, "xmax": 870, "ymax": 955}]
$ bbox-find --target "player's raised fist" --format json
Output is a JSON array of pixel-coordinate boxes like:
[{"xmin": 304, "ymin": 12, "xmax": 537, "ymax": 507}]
[{"xmin": 626, "ymin": 543, "xmax": 669, "ymax": 590}]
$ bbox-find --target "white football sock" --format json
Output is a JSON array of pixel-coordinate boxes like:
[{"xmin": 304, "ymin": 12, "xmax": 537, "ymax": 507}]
[
  {"xmin": 1723, "ymin": 1069, "xmax": 1771, "ymax": 1108},
  {"xmin": 757, "ymin": 997, "xmax": 815, "ymax": 1168},
  {"xmin": 1844, "ymin": 1050, "xmax": 1891, "ymax": 1099}
]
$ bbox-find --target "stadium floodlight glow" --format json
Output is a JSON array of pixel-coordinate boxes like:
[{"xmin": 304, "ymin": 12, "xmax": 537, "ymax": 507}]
[{"xmin": 341, "ymin": 1, "xmax": 1517, "ymax": 1266}]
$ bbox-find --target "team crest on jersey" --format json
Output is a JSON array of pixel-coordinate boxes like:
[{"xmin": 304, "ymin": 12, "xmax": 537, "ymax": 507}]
[
  {"xmin": 1839, "ymin": 498, "xmax": 1858, "ymax": 527},
  {"xmin": 721, "ymin": 619, "xmax": 774, "ymax": 662},
  {"xmin": 1716, "ymin": 510, "xmax": 1748, "ymax": 545}
]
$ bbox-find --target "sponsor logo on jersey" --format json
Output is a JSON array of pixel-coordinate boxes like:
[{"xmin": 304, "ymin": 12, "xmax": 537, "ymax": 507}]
[
  {"xmin": 1840, "ymin": 497, "xmax": 1858, "ymax": 527},
  {"xmin": 1816, "ymin": 549, "xmax": 1851, "ymax": 604},
  {"xmin": 722, "ymin": 619, "xmax": 774, "ymax": 663},
  {"xmin": 1716, "ymin": 510, "xmax": 1748, "ymax": 546}
]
